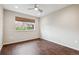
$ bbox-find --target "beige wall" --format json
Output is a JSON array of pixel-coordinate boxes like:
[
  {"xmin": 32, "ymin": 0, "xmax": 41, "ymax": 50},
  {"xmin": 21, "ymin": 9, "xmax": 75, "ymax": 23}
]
[
  {"xmin": 40, "ymin": 5, "xmax": 79, "ymax": 50},
  {"xmin": 0, "ymin": 5, "xmax": 3, "ymax": 49},
  {"xmin": 3, "ymin": 10, "xmax": 40, "ymax": 45}
]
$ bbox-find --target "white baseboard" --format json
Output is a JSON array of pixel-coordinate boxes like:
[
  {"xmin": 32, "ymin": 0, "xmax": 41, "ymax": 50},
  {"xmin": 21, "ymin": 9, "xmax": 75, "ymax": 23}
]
[{"xmin": 3, "ymin": 38, "xmax": 40, "ymax": 45}]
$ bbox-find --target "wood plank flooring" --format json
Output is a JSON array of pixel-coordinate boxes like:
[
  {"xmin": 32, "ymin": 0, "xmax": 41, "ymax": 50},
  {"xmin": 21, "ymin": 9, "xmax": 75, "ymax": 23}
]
[{"xmin": 1, "ymin": 38, "xmax": 79, "ymax": 55}]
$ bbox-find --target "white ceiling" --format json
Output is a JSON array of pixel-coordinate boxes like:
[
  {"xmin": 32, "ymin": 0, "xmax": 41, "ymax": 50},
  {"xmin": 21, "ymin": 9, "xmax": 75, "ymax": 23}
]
[{"xmin": 2, "ymin": 4, "xmax": 70, "ymax": 17}]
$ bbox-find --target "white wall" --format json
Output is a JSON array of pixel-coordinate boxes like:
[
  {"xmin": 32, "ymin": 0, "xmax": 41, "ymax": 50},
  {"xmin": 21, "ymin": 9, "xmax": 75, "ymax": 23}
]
[
  {"xmin": 40, "ymin": 5, "xmax": 79, "ymax": 50},
  {"xmin": 3, "ymin": 10, "xmax": 40, "ymax": 45},
  {"xmin": 0, "ymin": 5, "xmax": 3, "ymax": 50}
]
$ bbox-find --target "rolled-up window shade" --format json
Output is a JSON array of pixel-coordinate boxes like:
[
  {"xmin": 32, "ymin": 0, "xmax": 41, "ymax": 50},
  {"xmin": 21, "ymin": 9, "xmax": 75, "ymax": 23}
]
[{"xmin": 16, "ymin": 17, "xmax": 35, "ymax": 23}]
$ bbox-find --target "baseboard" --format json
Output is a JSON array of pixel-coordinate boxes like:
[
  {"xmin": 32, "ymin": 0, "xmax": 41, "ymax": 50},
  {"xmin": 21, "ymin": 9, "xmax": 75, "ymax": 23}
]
[
  {"xmin": 40, "ymin": 38, "xmax": 79, "ymax": 51},
  {"xmin": 3, "ymin": 38, "xmax": 40, "ymax": 46}
]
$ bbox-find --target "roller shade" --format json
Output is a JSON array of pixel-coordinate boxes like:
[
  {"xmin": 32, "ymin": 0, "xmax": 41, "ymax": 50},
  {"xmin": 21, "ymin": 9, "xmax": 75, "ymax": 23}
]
[{"xmin": 16, "ymin": 17, "xmax": 35, "ymax": 23}]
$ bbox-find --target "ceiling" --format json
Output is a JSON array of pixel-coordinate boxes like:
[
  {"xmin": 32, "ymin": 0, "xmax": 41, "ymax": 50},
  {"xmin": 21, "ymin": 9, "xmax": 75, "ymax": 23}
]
[{"xmin": 2, "ymin": 4, "xmax": 70, "ymax": 17}]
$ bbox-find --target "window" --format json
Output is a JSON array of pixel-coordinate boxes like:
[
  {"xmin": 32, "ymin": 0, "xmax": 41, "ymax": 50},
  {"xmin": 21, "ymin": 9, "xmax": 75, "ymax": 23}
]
[{"xmin": 15, "ymin": 17, "xmax": 35, "ymax": 31}]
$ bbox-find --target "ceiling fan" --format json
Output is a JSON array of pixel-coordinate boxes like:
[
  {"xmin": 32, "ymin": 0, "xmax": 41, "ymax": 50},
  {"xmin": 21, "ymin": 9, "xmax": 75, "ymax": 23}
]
[{"xmin": 28, "ymin": 4, "xmax": 43, "ymax": 13}]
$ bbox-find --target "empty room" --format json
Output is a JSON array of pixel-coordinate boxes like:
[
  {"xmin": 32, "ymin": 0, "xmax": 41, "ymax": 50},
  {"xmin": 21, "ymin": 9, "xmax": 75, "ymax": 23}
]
[{"xmin": 0, "ymin": 4, "xmax": 79, "ymax": 55}]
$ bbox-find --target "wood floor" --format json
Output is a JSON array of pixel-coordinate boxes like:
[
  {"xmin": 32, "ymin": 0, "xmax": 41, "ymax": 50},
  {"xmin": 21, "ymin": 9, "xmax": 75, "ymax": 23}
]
[{"xmin": 1, "ymin": 38, "xmax": 79, "ymax": 55}]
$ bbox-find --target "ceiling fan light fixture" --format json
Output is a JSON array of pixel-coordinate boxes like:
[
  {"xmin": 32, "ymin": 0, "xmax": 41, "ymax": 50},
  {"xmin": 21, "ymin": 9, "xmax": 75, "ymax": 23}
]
[{"xmin": 34, "ymin": 8, "xmax": 38, "ymax": 11}]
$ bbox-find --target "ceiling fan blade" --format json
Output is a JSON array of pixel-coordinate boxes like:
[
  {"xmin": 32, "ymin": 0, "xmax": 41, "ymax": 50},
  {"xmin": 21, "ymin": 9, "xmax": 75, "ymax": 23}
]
[
  {"xmin": 38, "ymin": 9, "xmax": 43, "ymax": 13},
  {"xmin": 28, "ymin": 8, "xmax": 34, "ymax": 10}
]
